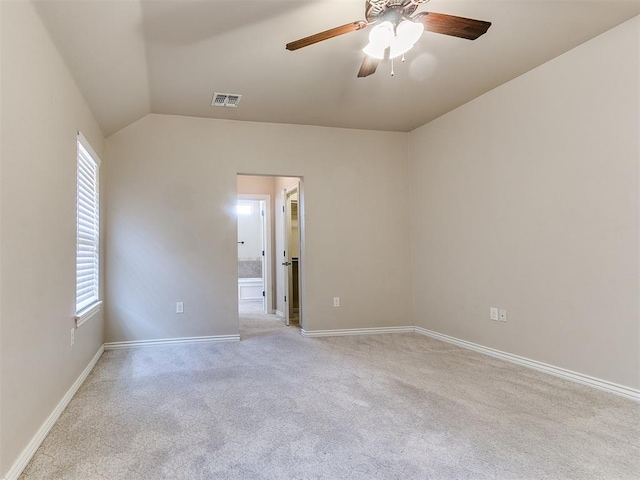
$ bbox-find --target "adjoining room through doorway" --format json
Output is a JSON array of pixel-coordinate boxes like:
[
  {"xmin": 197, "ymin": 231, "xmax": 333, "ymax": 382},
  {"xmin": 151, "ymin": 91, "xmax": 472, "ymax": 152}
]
[{"xmin": 237, "ymin": 174, "xmax": 304, "ymax": 331}]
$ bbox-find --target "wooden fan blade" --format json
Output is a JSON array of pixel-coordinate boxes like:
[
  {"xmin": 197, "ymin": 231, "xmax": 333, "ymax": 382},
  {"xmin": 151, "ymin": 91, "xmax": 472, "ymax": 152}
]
[
  {"xmin": 286, "ymin": 21, "xmax": 368, "ymax": 51},
  {"xmin": 357, "ymin": 56, "xmax": 379, "ymax": 78},
  {"xmin": 414, "ymin": 12, "xmax": 491, "ymax": 40}
]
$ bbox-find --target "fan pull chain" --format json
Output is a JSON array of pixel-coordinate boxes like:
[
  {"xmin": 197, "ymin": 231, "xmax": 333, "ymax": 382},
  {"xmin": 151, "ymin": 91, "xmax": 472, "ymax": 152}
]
[
  {"xmin": 391, "ymin": 58, "xmax": 395, "ymax": 77},
  {"xmin": 402, "ymin": 54, "xmax": 406, "ymax": 63}
]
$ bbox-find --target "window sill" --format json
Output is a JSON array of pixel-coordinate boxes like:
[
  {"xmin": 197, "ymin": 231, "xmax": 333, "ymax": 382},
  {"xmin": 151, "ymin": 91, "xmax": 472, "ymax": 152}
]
[{"xmin": 75, "ymin": 301, "xmax": 103, "ymax": 328}]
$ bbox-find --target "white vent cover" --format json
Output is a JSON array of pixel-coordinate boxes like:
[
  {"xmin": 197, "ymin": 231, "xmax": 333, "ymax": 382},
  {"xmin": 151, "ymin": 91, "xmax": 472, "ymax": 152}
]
[{"xmin": 211, "ymin": 93, "xmax": 243, "ymax": 108}]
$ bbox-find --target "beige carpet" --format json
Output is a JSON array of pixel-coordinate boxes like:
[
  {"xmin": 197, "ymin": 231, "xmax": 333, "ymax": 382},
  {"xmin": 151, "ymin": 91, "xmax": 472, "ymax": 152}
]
[
  {"xmin": 238, "ymin": 300, "xmax": 265, "ymax": 315},
  {"xmin": 18, "ymin": 314, "xmax": 640, "ymax": 479}
]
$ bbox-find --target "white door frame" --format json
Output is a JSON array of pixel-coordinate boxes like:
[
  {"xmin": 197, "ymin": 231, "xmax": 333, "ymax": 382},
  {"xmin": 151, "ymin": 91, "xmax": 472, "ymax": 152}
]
[
  {"xmin": 237, "ymin": 194, "xmax": 272, "ymax": 314},
  {"xmin": 297, "ymin": 180, "xmax": 306, "ymax": 331}
]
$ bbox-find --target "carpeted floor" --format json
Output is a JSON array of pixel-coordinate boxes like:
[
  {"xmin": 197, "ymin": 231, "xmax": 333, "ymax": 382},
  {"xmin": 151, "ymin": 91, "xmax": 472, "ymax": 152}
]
[
  {"xmin": 18, "ymin": 314, "xmax": 640, "ymax": 479},
  {"xmin": 238, "ymin": 300, "xmax": 265, "ymax": 315}
]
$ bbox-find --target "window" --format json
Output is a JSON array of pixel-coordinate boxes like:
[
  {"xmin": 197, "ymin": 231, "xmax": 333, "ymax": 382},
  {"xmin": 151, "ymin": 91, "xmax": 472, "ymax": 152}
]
[{"xmin": 76, "ymin": 133, "xmax": 101, "ymax": 317}]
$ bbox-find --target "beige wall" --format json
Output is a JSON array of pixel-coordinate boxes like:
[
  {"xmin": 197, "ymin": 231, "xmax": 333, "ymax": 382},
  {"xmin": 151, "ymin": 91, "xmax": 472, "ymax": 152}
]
[
  {"xmin": 0, "ymin": 1, "xmax": 105, "ymax": 475},
  {"xmin": 408, "ymin": 16, "xmax": 640, "ymax": 388},
  {"xmin": 237, "ymin": 175, "xmax": 276, "ymax": 198},
  {"xmin": 105, "ymin": 115, "xmax": 412, "ymax": 341}
]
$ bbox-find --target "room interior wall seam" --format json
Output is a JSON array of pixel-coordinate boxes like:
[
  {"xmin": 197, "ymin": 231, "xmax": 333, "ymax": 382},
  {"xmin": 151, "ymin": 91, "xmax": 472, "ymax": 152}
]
[
  {"xmin": 636, "ymin": 82, "xmax": 640, "ymax": 390},
  {"xmin": 405, "ymin": 133, "xmax": 419, "ymax": 341}
]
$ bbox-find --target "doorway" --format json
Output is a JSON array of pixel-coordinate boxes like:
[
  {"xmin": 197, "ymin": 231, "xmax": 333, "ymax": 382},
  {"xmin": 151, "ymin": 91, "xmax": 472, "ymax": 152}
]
[
  {"xmin": 237, "ymin": 195, "xmax": 270, "ymax": 315},
  {"xmin": 236, "ymin": 175, "xmax": 304, "ymax": 331}
]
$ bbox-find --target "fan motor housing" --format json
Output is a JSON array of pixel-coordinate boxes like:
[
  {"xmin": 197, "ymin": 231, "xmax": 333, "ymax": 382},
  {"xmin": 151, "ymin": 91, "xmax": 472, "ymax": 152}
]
[{"xmin": 365, "ymin": 0, "xmax": 429, "ymax": 23}]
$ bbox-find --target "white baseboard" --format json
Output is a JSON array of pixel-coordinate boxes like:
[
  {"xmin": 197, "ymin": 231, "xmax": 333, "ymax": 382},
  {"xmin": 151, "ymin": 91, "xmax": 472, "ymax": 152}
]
[
  {"xmin": 104, "ymin": 334, "xmax": 240, "ymax": 350},
  {"xmin": 3, "ymin": 345, "xmax": 105, "ymax": 480},
  {"xmin": 274, "ymin": 310, "xmax": 284, "ymax": 318},
  {"xmin": 414, "ymin": 327, "xmax": 640, "ymax": 402},
  {"xmin": 301, "ymin": 326, "xmax": 415, "ymax": 338}
]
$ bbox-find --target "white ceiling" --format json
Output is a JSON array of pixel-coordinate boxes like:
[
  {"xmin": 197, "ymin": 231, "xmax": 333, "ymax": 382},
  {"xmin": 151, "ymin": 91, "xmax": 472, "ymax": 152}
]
[{"xmin": 34, "ymin": 0, "xmax": 640, "ymax": 136}]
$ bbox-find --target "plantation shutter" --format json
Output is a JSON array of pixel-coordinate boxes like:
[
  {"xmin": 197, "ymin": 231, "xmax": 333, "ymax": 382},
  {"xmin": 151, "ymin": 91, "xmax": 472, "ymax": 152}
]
[{"xmin": 76, "ymin": 134, "xmax": 100, "ymax": 313}]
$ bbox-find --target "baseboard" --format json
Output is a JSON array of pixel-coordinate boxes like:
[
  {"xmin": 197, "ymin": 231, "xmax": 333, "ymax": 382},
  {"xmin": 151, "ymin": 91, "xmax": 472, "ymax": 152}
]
[
  {"xmin": 3, "ymin": 345, "xmax": 105, "ymax": 480},
  {"xmin": 301, "ymin": 326, "xmax": 415, "ymax": 338},
  {"xmin": 414, "ymin": 327, "xmax": 640, "ymax": 402},
  {"xmin": 104, "ymin": 334, "xmax": 240, "ymax": 350},
  {"xmin": 274, "ymin": 310, "xmax": 284, "ymax": 318}
]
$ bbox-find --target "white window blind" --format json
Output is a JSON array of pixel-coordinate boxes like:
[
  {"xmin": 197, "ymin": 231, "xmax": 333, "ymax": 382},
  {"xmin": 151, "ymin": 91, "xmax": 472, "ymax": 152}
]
[{"xmin": 76, "ymin": 133, "xmax": 100, "ymax": 314}]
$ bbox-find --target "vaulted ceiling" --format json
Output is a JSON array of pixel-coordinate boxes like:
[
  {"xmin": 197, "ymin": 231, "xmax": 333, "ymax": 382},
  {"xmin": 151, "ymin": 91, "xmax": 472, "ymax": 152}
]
[{"xmin": 34, "ymin": 0, "xmax": 640, "ymax": 136}]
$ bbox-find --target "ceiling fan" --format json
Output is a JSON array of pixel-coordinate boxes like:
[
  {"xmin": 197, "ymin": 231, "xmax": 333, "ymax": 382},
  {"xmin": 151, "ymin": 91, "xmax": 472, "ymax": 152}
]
[{"xmin": 286, "ymin": 0, "xmax": 491, "ymax": 77}]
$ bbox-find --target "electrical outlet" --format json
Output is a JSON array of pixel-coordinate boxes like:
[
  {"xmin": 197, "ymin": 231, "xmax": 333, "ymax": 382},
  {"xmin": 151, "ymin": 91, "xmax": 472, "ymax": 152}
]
[
  {"xmin": 70, "ymin": 327, "xmax": 75, "ymax": 346},
  {"xmin": 490, "ymin": 307, "xmax": 499, "ymax": 321},
  {"xmin": 499, "ymin": 309, "xmax": 507, "ymax": 322},
  {"xmin": 176, "ymin": 302, "xmax": 184, "ymax": 314},
  {"xmin": 333, "ymin": 297, "xmax": 340, "ymax": 307}
]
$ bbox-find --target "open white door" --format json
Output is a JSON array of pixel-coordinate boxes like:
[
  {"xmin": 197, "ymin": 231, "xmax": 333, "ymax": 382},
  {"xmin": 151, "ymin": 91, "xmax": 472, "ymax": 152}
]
[
  {"xmin": 259, "ymin": 200, "xmax": 267, "ymax": 313},
  {"xmin": 237, "ymin": 195, "xmax": 271, "ymax": 315},
  {"xmin": 281, "ymin": 182, "xmax": 300, "ymax": 326},
  {"xmin": 282, "ymin": 188, "xmax": 291, "ymax": 326}
]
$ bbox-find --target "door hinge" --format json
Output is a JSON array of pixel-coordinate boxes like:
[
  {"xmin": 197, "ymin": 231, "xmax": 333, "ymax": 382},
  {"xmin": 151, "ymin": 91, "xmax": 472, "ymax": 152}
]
[
  {"xmin": 282, "ymin": 206, "xmax": 285, "ymax": 213},
  {"xmin": 284, "ymin": 295, "xmax": 287, "ymax": 302},
  {"xmin": 284, "ymin": 250, "xmax": 286, "ymax": 257},
  {"xmin": 262, "ymin": 250, "xmax": 265, "ymax": 256},
  {"xmin": 262, "ymin": 291, "xmax": 265, "ymax": 297},
  {"xmin": 261, "ymin": 210, "xmax": 265, "ymax": 216}
]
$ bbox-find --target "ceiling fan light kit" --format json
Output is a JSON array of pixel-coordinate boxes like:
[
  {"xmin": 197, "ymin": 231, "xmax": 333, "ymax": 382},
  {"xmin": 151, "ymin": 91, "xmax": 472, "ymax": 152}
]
[
  {"xmin": 362, "ymin": 19, "xmax": 424, "ymax": 60},
  {"xmin": 362, "ymin": 21, "xmax": 394, "ymax": 59},
  {"xmin": 389, "ymin": 20, "xmax": 424, "ymax": 59},
  {"xmin": 285, "ymin": 0, "xmax": 491, "ymax": 78}
]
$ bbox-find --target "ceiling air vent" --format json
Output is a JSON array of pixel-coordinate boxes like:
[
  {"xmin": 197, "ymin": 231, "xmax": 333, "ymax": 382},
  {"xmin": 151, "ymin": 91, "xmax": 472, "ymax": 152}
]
[{"xmin": 211, "ymin": 93, "xmax": 243, "ymax": 108}]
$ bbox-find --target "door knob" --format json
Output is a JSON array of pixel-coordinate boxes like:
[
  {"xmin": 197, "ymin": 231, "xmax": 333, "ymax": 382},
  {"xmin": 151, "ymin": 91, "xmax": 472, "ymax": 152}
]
[{"xmin": 282, "ymin": 262, "xmax": 291, "ymax": 266}]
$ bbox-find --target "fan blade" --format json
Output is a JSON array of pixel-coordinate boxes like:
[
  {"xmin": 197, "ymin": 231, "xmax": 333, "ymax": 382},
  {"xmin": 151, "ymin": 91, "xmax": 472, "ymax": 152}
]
[
  {"xmin": 414, "ymin": 12, "xmax": 491, "ymax": 40},
  {"xmin": 357, "ymin": 56, "xmax": 379, "ymax": 78},
  {"xmin": 286, "ymin": 21, "xmax": 368, "ymax": 51}
]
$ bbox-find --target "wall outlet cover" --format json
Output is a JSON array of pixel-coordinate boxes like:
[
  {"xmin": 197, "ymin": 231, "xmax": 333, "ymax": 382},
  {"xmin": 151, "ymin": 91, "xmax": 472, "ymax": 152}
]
[
  {"xmin": 499, "ymin": 309, "xmax": 507, "ymax": 322},
  {"xmin": 333, "ymin": 297, "xmax": 340, "ymax": 307},
  {"xmin": 490, "ymin": 307, "xmax": 499, "ymax": 321}
]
